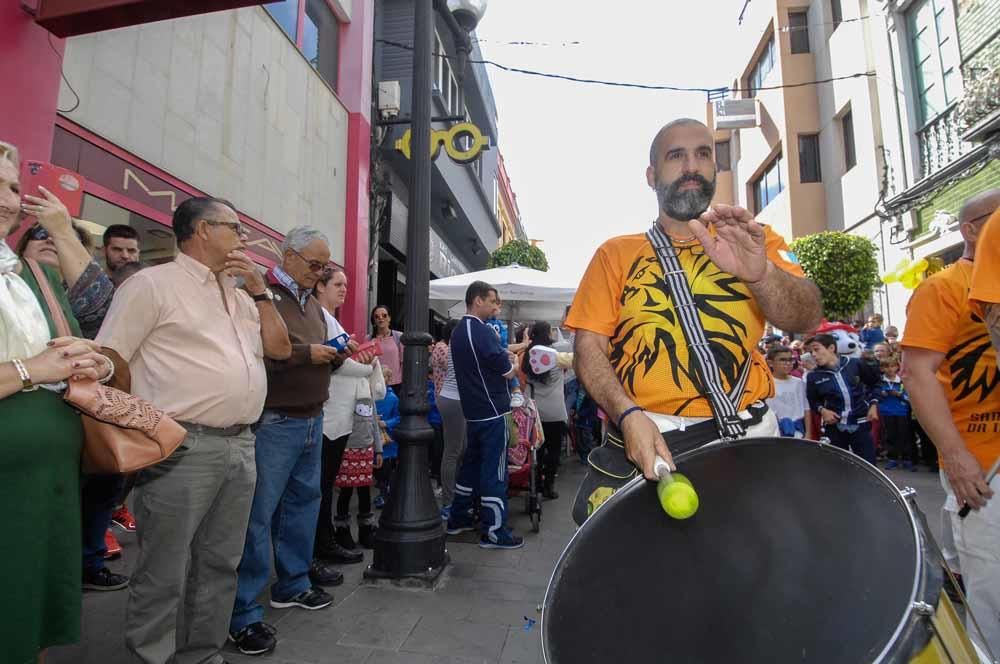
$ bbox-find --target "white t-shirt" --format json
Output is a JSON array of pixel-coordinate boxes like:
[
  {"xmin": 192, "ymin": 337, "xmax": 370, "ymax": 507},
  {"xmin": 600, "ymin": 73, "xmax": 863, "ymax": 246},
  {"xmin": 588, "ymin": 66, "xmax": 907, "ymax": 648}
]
[{"xmin": 767, "ymin": 376, "xmax": 808, "ymax": 435}]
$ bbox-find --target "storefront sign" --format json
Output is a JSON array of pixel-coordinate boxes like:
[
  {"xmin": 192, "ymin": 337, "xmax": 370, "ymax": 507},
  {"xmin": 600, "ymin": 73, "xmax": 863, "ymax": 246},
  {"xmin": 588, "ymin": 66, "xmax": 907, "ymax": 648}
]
[
  {"xmin": 35, "ymin": 0, "xmax": 269, "ymax": 38},
  {"xmin": 394, "ymin": 122, "xmax": 490, "ymax": 164},
  {"xmin": 51, "ymin": 125, "xmax": 285, "ymax": 263}
]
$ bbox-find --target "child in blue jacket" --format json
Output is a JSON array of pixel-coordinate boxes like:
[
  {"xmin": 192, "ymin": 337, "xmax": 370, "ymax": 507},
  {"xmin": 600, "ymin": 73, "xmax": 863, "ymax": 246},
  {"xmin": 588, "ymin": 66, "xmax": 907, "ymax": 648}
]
[
  {"xmin": 374, "ymin": 369, "xmax": 400, "ymax": 509},
  {"xmin": 805, "ymin": 333, "xmax": 881, "ymax": 465},
  {"xmin": 877, "ymin": 356, "xmax": 917, "ymax": 470}
]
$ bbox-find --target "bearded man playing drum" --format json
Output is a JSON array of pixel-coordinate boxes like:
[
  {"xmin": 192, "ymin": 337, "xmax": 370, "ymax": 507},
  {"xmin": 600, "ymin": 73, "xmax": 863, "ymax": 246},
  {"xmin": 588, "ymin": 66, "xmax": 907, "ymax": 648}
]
[
  {"xmin": 566, "ymin": 119, "xmax": 822, "ymax": 524},
  {"xmin": 904, "ymin": 189, "xmax": 1000, "ymax": 656}
]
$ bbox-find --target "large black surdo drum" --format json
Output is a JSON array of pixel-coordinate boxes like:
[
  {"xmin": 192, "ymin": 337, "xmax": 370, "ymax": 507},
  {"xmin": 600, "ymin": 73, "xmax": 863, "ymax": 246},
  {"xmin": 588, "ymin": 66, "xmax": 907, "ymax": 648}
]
[{"xmin": 543, "ymin": 437, "xmax": 981, "ymax": 664}]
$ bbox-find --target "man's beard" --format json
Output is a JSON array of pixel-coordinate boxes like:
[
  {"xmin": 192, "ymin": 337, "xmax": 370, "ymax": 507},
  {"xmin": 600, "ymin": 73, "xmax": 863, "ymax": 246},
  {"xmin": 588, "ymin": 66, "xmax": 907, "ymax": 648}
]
[{"xmin": 656, "ymin": 174, "xmax": 716, "ymax": 221}]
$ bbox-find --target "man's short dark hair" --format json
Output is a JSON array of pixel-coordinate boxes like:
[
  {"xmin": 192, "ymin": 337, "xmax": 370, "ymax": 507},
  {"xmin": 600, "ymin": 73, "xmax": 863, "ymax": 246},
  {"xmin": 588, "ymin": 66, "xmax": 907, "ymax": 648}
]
[
  {"xmin": 102, "ymin": 224, "xmax": 139, "ymax": 246},
  {"xmin": 465, "ymin": 280, "xmax": 497, "ymax": 306},
  {"xmin": 804, "ymin": 333, "xmax": 837, "ymax": 352},
  {"xmin": 766, "ymin": 345, "xmax": 792, "ymax": 361},
  {"xmin": 172, "ymin": 196, "xmax": 236, "ymax": 244}
]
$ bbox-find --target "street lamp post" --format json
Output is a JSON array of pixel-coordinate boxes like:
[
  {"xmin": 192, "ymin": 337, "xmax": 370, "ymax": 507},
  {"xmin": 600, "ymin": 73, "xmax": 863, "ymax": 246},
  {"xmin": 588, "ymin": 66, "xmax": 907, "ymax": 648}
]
[{"xmin": 366, "ymin": 0, "xmax": 487, "ymax": 582}]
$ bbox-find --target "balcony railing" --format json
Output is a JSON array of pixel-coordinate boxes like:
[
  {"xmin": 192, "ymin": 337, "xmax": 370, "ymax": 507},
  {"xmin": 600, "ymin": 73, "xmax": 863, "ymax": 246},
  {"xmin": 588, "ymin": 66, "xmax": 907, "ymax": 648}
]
[{"xmin": 917, "ymin": 104, "xmax": 973, "ymax": 179}]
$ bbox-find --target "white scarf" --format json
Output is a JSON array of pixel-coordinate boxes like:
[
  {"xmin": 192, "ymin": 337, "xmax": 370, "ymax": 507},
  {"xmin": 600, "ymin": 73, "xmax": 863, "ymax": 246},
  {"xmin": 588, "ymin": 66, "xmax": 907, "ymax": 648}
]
[{"xmin": 0, "ymin": 241, "xmax": 51, "ymax": 363}]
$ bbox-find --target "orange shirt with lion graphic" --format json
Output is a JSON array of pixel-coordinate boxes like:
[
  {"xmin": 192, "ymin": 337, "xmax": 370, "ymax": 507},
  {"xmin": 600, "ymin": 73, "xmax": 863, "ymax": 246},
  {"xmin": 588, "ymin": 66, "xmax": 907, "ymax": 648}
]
[
  {"xmin": 903, "ymin": 259, "xmax": 1000, "ymax": 471},
  {"xmin": 566, "ymin": 226, "xmax": 804, "ymax": 418}
]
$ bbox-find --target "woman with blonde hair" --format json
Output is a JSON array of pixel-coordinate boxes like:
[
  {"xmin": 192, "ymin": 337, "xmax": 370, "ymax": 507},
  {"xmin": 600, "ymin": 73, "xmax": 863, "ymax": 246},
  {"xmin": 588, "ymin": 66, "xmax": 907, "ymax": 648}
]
[{"xmin": 0, "ymin": 140, "xmax": 115, "ymax": 663}]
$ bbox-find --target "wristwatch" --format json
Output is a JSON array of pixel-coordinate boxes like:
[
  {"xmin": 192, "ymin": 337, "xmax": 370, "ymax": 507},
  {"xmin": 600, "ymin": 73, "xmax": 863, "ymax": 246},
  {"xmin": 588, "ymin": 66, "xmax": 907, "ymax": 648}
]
[{"xmin": 252, "ymin": 288, "xmax": 274, "ymax": 303}]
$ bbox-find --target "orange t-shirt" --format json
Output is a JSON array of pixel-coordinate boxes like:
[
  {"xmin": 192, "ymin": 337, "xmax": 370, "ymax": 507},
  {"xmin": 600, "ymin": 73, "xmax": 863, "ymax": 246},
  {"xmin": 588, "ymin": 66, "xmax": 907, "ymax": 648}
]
[
  {"xmin": 902, "ymin": 260, "xmax": 1000, "ymax": 471},
  {"xmin": 969, "ymin": 208, "xmax": 1000, "ymax": 315},
  {"xmin": 565, "ymin": 226, "xmax": 804, "ymax": 418}
]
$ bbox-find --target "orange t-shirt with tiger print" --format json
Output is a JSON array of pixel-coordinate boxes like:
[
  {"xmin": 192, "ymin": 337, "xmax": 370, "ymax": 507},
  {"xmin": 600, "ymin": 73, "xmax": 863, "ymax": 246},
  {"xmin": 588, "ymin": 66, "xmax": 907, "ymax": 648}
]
[
  {"xmin": 903, "ymin": 259, "xmax": 1000, "ymax": 471},
  {"xmin": 969, "ymin": 208, "xmax": 1000, "ymax": 315},
  {"xmin": 566, "ymin": 225, "xmax": 805, "ymax": 418}
]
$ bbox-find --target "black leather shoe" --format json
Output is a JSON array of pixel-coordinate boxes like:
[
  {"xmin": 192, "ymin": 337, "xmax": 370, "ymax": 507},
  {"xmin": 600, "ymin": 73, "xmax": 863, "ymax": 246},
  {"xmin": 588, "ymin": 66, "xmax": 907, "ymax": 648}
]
[
  {"xmin": 315, "ymin": 536, "xmax": 364, "ymax": 564},
  {"xmin": 309, "ymin": 560, "xmax": 345, "ymax": 587}
]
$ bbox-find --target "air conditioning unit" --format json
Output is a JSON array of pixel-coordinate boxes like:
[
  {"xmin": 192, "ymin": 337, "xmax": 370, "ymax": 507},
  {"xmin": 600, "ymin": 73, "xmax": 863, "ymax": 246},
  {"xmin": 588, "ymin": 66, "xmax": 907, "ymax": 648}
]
[
  {"xmin": 900, "ymin": 210, "xmax": 919, "ymax": 232},
  {"xmin": 714, "ymin": 99, "xmax": 758, "ymax": 130},
  {"xmin": 378, "ymin": 81, "xmax": 401, "ymax": 119}
]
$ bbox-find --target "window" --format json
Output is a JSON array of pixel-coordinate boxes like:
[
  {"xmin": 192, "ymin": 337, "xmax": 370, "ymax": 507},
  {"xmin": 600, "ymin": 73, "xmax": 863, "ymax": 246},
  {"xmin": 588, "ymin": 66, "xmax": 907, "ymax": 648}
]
[
  {"xmin": 434, "ymin": 33, "xmax": 448, "ymax": 94},
  {"xmin": 798, "ymin": 134, "xmax": 821, "ymax": 182},
  {"xmin": 264, "ymin": 0, "xmax": 340, "ymax": 90},
  {"xmin": 449, "ymin": 75, "xmax": 460, "ymax": 116},
  {"xmin": 752, "ymin": 154, "xmax": 784, "ymax": 213},
  {"xmin": 907, "ymin": 0, "xmax": 960, "ymax": 125},
  {"xmin": 830, "ymin": 0, "xmax": 842, "ymax": 29},
  {"xmin": 842, "ymin": 111, "xmax": 856, "ymax": 171},
  {"xmin": 303, "ymin": 0, "xmax": 340, "ymax": 89},
  {"xmin": 789, "ymin": 11, "xmax": 809, "ymax": 53},
  {"xmin": 265, "ymin": 0, "xmax": 299, "ymax": 42},
  {"xmin": 715, "ymin": 141, "xmax": 731, "ymax": 172},
  {"xmin": 747, "ymin": 36, "xmax": 776, "ymax": 97}
]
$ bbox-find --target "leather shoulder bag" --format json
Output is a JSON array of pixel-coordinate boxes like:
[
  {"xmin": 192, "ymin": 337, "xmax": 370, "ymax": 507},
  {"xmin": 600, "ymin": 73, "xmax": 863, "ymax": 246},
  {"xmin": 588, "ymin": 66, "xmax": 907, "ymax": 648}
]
[{"xmin": 25, "ymin": 258, "xmax": 187, "ymax": 473}]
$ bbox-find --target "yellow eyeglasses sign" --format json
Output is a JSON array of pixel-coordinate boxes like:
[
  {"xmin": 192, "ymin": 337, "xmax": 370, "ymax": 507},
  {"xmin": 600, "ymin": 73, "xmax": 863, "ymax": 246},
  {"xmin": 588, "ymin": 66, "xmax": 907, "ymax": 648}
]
[{"xmin": 394, "ymin": 122, "xmax": 491, "ymax": 163}]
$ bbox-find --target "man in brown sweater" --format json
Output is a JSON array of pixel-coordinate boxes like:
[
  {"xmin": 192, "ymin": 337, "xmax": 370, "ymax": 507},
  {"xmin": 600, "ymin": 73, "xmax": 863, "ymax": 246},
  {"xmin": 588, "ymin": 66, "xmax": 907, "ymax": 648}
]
[{"xmin": 229, "ymin": 226, "xmax": 351, "ymax": 657}]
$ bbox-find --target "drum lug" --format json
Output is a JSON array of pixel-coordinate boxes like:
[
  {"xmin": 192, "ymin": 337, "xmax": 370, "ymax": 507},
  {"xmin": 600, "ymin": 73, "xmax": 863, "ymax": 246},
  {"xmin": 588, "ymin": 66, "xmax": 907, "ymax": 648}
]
[
  {"xmin": 900, "ymin": 486, "xmax": 918, "ymax": 499},
  {"xmin": 912, "ymin": 601, "xmax": 934, "ymax": 616}
]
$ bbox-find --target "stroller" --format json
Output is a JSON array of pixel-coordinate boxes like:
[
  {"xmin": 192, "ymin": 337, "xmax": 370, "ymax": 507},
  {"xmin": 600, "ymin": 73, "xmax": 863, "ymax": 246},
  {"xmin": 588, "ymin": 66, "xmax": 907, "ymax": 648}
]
[{"xmin": 508, "ymin": 397, "xmax": 544, "ymax": 533}]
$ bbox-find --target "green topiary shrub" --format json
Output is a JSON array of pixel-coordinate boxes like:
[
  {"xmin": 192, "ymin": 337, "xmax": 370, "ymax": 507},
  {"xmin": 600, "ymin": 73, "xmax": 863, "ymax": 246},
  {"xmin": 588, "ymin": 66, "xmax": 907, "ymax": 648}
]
[
  {"xmin": 789, "ymin": 231, "xmax": 881, "ymax": 321},
  {"xmin": 489, "ymin": 239, "xmax": 550, "ymax": 272}
]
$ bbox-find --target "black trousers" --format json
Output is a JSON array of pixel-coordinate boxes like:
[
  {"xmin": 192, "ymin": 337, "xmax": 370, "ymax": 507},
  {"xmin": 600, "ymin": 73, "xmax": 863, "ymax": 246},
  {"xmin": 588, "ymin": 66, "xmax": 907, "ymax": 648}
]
[
  {"xmin": 540, "ymin": 420, "xmax": 565, "ymax": 486},
  {"xmin": 336, "ymin": 486, "xmax": 372, "ymax": 518},
  {"xmin": 913, "ymin": 419, "xmax": 939, "ymax": 467},
  {"xmin": 317, "ymin": 434, "xmax": 349, "ymax": 541},
  {"xmin": 881, "ymin": 415, "xmax": 916, "ymax": 463}
]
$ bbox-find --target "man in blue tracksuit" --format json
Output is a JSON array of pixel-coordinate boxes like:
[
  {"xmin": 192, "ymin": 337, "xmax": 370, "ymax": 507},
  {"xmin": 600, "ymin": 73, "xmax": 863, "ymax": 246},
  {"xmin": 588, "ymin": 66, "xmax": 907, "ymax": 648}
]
[
  {"xmin": 805, "ymin": 332, "xmax": 881, "ymax": 464},
  {"xmin": 448, "ymin": 280, "xmax": 523, "ymax": 549}
]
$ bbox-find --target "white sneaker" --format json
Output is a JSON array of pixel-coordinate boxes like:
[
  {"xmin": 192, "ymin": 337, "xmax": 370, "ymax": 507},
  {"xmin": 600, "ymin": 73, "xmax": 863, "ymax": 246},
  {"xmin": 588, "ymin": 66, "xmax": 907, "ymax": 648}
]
[{"xmin": 510, "ymin": 392, "xmax": 525, "ymax": 408}]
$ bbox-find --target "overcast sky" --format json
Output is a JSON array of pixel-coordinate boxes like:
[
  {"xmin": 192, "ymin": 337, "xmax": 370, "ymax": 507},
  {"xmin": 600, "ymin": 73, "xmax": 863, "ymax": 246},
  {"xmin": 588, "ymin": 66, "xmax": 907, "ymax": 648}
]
[{"xmin": 475, "ymin": 1, "xmax": 743, "ymax": 285}]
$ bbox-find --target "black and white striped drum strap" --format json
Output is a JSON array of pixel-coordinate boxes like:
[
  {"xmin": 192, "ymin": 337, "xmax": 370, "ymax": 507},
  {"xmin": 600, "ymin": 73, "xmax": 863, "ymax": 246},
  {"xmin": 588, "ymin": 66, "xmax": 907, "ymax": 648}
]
[{"xmin": 646, "ymin": 223, "xmax": 749, "ymax": 441}]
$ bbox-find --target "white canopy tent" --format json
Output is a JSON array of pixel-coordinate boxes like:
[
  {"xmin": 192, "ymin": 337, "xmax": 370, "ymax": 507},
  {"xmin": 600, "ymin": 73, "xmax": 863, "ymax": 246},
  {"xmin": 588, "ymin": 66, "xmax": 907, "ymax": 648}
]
[{"xmin": 428, "ymin": 263, "xmax": 577, "ymax": 323}]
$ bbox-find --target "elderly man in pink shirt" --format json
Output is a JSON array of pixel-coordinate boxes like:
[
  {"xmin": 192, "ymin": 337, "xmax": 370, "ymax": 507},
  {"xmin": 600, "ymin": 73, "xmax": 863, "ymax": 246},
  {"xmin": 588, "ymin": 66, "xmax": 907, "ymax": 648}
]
[{"xmin": 97, "ymin": 196, "xmax": 291, "ymax": 664}]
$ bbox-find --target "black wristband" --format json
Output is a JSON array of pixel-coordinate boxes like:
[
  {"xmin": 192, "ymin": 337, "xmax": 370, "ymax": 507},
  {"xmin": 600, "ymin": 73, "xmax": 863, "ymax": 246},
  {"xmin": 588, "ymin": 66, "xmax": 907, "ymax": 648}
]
[{"xmin": 617, "ymin": 406, "xmax": 643, "ymax": 430}]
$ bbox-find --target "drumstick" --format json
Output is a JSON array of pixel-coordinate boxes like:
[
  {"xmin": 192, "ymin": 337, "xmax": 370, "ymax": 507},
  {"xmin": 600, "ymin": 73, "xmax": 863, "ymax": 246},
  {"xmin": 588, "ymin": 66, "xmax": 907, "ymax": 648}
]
[{"xmin": 958, "ymin": 456, "xmax": 1000, "ymax": 518}]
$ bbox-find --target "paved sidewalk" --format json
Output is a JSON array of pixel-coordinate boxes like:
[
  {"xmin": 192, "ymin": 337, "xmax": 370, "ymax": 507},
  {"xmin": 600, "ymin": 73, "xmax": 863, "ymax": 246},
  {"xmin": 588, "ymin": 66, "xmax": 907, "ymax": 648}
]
[{"xmin": 50, "ymin": 452, "xmax": 946, "ymax": 664}]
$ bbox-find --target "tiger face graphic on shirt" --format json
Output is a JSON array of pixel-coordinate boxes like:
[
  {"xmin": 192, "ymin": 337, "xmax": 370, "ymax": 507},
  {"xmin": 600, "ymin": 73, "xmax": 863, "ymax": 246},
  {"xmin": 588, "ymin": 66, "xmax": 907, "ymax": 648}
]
[
  {"xmin": 566, "ymin": 226, "xmax": 804, "ymax": 418},
  {"xmin": 903, "ymin": 260, "xmax": 1000, "ymax": 471}
]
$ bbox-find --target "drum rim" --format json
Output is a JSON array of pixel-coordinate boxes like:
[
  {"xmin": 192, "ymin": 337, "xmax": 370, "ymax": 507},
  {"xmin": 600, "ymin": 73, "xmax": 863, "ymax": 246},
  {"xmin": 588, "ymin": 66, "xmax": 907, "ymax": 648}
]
[{"xmin": 541, "ymin": 436, "xmax": 924, "ymax": 664}]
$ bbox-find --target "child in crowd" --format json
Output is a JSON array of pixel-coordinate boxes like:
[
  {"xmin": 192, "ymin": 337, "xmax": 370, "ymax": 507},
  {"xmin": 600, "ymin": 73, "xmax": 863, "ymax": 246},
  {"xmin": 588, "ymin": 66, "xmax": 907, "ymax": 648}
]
[
  {"xmin": 427, "ymin": 373, "xmax": 443, "ymax": 489},
  {"xmin": 333, "ymin": 365, "xmax": 385, "ymax": 550},
  {"xmin": 485, "ymin": 299, "xmax": 526, "ymax": 407},
  {"xmin": 374, "ymin": 366, "xmax": 400, "ymax": 510},
  {"xmin": 860, "ymin": 314, "xmax": 885, "ymax": 350},
  {"xmin": 877, "ymin": 357, "xmax": 917, "ymax": 470},
  {"xmin": 573, "ymin": 387, "xmax": 600, "ymax": 463},
  {"xmin": 766, "ymin": 346, "xmax": 814, "ymax": 439}
]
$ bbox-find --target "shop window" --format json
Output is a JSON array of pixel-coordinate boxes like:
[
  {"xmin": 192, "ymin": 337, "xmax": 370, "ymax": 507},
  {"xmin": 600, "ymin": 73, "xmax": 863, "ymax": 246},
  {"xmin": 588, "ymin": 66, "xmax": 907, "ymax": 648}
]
[
  {"xmin": 80, "ymin": 194, "xmax": 177, "ymax": 265},
  {"xmin": 752, "ymin": 154, "xmax": 784, "ymax": 213}
]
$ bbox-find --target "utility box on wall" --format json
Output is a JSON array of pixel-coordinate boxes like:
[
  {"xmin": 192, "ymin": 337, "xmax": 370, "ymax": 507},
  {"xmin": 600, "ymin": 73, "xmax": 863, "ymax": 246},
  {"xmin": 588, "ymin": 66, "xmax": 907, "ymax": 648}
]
[{"xmin": 714, "ymin": 99, "xmax": 758, "ymax": 130}]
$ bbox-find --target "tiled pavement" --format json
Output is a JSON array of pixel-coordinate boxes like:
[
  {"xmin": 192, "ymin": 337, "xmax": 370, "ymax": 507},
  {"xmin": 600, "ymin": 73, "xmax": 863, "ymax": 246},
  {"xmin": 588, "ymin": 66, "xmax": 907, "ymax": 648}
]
[{"xmin": 49, "ymin": 452, "xmax": 946, "ymax": 664}]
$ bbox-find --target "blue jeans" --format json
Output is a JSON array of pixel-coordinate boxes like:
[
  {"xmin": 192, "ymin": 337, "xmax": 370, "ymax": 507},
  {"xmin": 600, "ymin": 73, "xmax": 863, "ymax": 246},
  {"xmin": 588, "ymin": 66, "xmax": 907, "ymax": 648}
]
[
  {"xmin": 81, "ymin": 473, "xmax": 125, "ymax": 572},
  {"xmin": 453, "ymin": 416, "xmax": 509, "ymax": 543},
  {"xmin": 230, "ymin": 411, "xmax": 323, "ymax": 633},
  {"xmin": 824, "ymin": 422, "xmax": 876, "ymax": 465}
]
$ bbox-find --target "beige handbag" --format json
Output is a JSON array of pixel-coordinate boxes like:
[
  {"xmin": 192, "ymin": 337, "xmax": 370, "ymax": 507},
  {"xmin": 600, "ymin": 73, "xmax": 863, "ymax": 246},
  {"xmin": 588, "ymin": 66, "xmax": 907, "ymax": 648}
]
[{"xmin": 25, "ymin": 258, "xmax": 187, "ymax": 473}]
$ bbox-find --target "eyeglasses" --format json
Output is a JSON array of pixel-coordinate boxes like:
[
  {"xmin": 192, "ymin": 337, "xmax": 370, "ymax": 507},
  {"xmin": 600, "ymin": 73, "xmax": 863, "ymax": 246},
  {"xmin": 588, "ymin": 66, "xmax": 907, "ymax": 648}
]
[
  {"xmin": 202, "ymin": 218, "xmax": 248, "ymax": 238},
  {"xmin": 289, "ymin": 247, "xmax": 327, "ymax": 272},
  {"xmin": 27, "ymin": 225, "xmax": 50, "ymax": 242}
]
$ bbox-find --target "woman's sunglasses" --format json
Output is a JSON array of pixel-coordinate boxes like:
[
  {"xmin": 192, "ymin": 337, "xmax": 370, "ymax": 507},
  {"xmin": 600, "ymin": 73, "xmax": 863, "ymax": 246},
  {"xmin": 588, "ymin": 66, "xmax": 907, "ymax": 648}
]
[{"xmin": 27, "ymin": 226, "xmax": 50, "ymax": 242}]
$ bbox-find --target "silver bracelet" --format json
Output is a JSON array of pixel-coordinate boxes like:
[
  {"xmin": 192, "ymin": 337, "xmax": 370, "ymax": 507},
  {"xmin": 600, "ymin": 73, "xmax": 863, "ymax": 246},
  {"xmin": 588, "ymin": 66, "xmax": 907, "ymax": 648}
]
[{"xmin": 97, "ymin": 355, "xmax": 116, "ymax": 384}]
